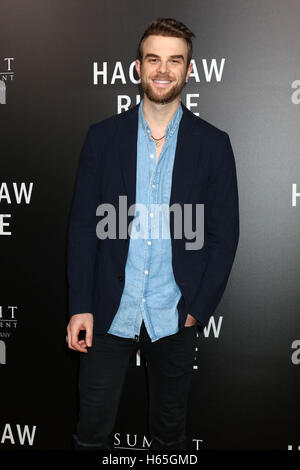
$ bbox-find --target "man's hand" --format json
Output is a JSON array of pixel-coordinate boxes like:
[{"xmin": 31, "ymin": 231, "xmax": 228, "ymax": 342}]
[
  {"xmin": 67, "ymin": 313, "xmax": 94, "ymax": 353},
  {"xmin": 184, "ymin": 313, "xmax": 197, "ymax": 327}
]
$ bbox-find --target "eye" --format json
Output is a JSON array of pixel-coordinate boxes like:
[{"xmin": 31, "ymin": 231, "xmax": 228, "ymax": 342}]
[{"xmin": 172, "ymin": 60, "xmax": 179, "ymax": 63}]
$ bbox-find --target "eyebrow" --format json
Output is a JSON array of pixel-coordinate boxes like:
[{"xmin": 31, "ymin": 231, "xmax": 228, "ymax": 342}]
[{"xmin": 144, "ymin": 53, "xmax": 185, "ymax": 61}]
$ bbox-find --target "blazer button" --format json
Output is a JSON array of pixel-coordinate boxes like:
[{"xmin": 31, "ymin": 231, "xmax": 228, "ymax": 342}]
[{"xmin": 118, "ymin": 275, "xmax": 124, "ymax": 283}]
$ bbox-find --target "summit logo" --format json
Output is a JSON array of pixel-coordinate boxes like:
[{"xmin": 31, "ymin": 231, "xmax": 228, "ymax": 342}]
[{"xmin": 0, "ymin": 57, "xmax": 14, "ymax": 104}]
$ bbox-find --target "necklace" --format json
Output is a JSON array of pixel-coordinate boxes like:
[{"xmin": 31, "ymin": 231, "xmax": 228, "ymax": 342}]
[{"xmin": 151, "ymin": 133, "xmax": 165, "ymax": 146}]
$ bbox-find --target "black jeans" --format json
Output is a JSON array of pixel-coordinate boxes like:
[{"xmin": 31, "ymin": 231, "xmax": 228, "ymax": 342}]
[{"xmin": 73, "ymin": 320, "xmax": 197, "ymax": 451}]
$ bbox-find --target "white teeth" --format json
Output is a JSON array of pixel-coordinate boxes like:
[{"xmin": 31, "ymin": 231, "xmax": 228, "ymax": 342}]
[{"xmin": 154, "ymin": 80, "xmax": 171, "ymax": 83}]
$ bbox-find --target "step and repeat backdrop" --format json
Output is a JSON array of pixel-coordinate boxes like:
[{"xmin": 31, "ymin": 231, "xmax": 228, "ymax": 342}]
[{"xmin": 1, "ymin": 0, "xmax": 300, "ymax": 451}]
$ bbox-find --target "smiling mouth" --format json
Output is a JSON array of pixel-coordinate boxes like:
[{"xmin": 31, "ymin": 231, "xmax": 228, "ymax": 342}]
[{"xmin": 152, "ymin": 79, "xmax": 172, "ymax": 87}]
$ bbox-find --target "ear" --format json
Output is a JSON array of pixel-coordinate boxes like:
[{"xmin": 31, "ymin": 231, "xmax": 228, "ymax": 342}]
[
  {"xmin": 135, "ymin": 59, "xmax": 141, "ymax": 78},
  {"xmin": 185, "ymin": 61, "xmax": 193, "ymax": 82}
]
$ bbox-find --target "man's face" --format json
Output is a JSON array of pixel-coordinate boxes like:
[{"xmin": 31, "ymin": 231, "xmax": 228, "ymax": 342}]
[{"xmin": 135, "ymin": 35, "xmax": 193, "ymax": 105}]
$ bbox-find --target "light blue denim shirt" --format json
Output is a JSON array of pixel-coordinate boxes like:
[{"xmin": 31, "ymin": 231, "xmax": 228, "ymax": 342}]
[{"xmin": 108, "ymin": 98, "xmax": 183, "ymax": 342}]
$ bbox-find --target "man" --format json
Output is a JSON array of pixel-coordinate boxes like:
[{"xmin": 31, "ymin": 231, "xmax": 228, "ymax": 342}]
[{"xmin": 66, "ymin": 18, "xmax": 239, "ymax": 451}]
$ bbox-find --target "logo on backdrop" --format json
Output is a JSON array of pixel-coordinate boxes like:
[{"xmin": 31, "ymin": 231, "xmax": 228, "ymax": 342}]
[
  {"xmin": 0, "ymin": 423, "xmax": 37, "ymax": 446},
  {"xmin": 292, "ymin": 183, "xmax": 300, "ymax": 206},
  {"xmin": 92, "ymin": 58, "xmax": 226, "ymax": 113},
  {"xmin": 0, "ymin": 305, "xmax": 18, "ymax": 365},
  {"xmin": 111, "ymin": 432, "xmax": 204, "ymax": 451},
  {"xmin": 0, "ymin": 341, "xmax": 5, "ymax": 365},
  {"xmin": 0, "ymin": 183, "xmax": 33, "ymax": 236},
  {"xmin": 0, "ymin": 58, "xmax": 14, "ymax": 105},
  {"xmin": 291, "ymin": 78, "xmax": 300, "ymax": 104},
  {"xmin": 291, "ymin": 339, "xmax": 300, "ymax": 365},
  {"xmin": 288, "ymin": 444, "xmax": 300, "ymax": 450}
]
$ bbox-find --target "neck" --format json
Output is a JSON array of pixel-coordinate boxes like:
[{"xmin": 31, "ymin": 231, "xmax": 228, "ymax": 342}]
[{"xmin": 142, "ymin": 96, "xmax": 181, "ymax": 131}]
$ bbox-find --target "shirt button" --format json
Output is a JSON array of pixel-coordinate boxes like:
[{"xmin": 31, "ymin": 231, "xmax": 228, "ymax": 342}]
[
  {"xmin": 150, "ymin": 213, "xmax": 153, "ymax": 217},
  {"xmin": 144, "ymin": 270, "xmax": 148, "ymax": 275},
  {"xmin": 152, "ymin": 184, "xmax": 156, "ymax": 188},
  {"xmin": 147, "ymin": 240, "xmax": 151, "ymax": 245},
  {"xmin": 150, "ymin": 154, "xmax": 154, "ymax": 158},
  {"xmin": 142, "ymin": 298, "xmax": 146, "ymax": 302}
]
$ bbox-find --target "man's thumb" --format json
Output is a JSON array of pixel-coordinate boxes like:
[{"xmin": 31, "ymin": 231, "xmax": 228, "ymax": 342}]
[{"xmin": 85, "ymin": 326, "xmax": 93, "ymax": 347}]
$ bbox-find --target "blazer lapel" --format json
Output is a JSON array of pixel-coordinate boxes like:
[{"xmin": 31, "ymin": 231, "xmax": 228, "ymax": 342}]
[
  {"xmin": 117, "ymin": 105, "xmax": 139, "ymax": 215},
  {"xmin": 169, "ymin": 102, "xmax": 203, "ymax": 208}
]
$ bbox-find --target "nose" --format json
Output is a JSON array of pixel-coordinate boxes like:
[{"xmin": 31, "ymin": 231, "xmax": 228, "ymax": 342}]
[{"xmin": 157, "ymin": 60, "xmax": 169, "ymax": 75}]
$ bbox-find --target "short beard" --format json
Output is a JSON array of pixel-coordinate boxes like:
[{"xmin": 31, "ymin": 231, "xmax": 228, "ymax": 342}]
[{"xmin": 140, "ymin": 75, "xmax": 187, "ymax": 105}]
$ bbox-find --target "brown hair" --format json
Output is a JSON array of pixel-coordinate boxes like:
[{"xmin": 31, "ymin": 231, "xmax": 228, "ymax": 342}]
[{"xmin": 137, "ymin": 18, "xmax": 195, "ymax": 69}]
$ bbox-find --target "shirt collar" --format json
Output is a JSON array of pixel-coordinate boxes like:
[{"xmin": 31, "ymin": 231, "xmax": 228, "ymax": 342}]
[{"xmin": 138, "ymin": 97, "xmax": 183, "ymax": 140}]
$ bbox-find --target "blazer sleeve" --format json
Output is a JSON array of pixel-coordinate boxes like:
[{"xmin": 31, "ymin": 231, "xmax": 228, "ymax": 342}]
[
  {"xmin": 188, "ymin": 131, "xmax": 239, "ymax": 328},
  {"xmin": 67, "ymin": 124, "xmax": 101, "ymax": 317}
]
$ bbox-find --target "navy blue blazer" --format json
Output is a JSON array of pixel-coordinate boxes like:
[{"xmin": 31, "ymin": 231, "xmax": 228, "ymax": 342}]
[{"xmin": 67, "ymin": 101, "xmax": 239, "ymax": 334}]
